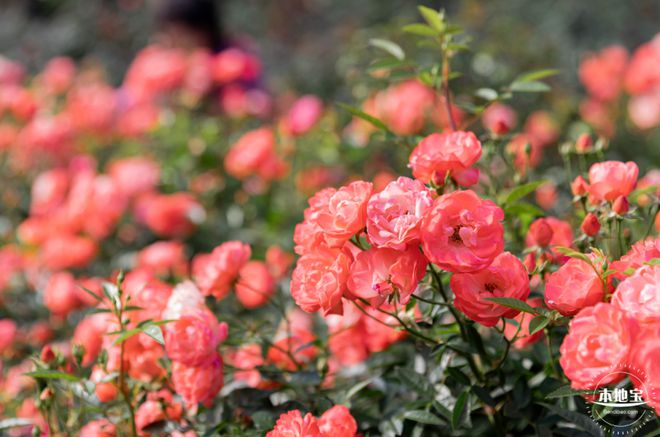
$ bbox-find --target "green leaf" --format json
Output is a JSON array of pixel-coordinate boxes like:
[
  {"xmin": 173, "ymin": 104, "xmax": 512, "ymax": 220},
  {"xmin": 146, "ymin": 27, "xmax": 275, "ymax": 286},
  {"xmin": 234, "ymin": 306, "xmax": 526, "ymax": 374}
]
[
  {"xmin": 538, "ymin": 402, "xmax": 604, "ymax": 437},
  {"xmin": 510, "ymin": 80, "xmax": 551, "ymax": 93},
  {"xmin": 24, "ymin": 370, "xmax": 81, "ymax": 382},
  {"xmin": 404, "ymin": 410, "xmax": 444, "ymax": 426},
  {"xmin": 402, "ymin": 23, "xmax": 439, "ymax": 37},
  {"xmin": 78, "ymin": 285, "xmax": 102, "ymax": 302},
  {"xmin": 336, "ymin": 102, "xmax": 391, "ymax": 133},
  {"xmin": 0, "ymin": 418, "xmax": 33, "ymax": 430},
  {"xmin": 484, "ymin": 298, "xmax": 540, "ymax": 315},
  {"xmin": 528, "ymin": 316, "xmax": 550, "ymax": 335},
  {"xmin": 475, "ymin": 88, "xmax": 498, "ymax": 101},
  {"xmin": 502, "ymin": 180, "xmax": 547, "ymax": 205},
  {"xmin": 143, "ymin": 324, "xmax": 165, "ymax": 345},
  {"xmin": 545, "ymin": 385, "xmax": 591, "ymax": 399},
  {"xmin": 451, "ymin": 390, "xmax": 469, "ymax": 429},
  {"xmin": 646, "ymin": 258, "xmax": 660, "ymax": 266},
  {"xmin": 515, "ymin": 69, "xmax": 560, "ymax": 83},
  {"xmin": 553, "ymin": 246, "xmax": 592, "ymax": 264},
  {"xmin": 505, "ymin": 202, "xmax": 545, "ymax": 218},
  {"xmin": 418, "ymin": 6, "xmax": 445, "ymax": 32},
  {"xmin": 345, "ymin": 377, "xmax": 375, "ymax": 401},
  {"xmin": 369, "ymin": 38, "xmax": 405, "ymax": 60}
]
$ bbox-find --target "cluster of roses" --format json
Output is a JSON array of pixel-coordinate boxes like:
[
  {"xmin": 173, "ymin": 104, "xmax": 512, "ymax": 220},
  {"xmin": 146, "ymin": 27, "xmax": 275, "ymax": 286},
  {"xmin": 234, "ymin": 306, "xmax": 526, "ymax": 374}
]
[
  {"xmin": 266, "ymin": 405, "xmax": 358, "ymax": 437},
  {"xmin": 0, "ymin": 44, "xmax": 269, "ymax": 170},
  {"xmin": 579, "ymin": 32, "xmax": 660, "ymax": 133},
  {"xmin": 291, "ymin": 129, "xmax": 534, "ymax": 333}
]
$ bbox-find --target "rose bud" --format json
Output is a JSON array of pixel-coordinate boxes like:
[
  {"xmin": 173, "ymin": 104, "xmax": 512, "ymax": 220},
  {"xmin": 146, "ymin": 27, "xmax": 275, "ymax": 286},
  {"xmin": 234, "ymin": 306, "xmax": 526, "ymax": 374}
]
[
  {"xmin": 580, "ymin": 213, "xmax": 601, "ymax": 237},
  {"xmin": 612, "ymin": 195, "xmax": 629, "ymax": 215},
  {"xmin": 571, "ymin": 175, "xmax": 589, "ymax": 197},
  {"xmin": 527, "ymin": 218, "xmax": 554, "ymax": 248},
  {"xmin": 40, "ymin": 345, "xmax": 56, "ymax": 364},
  {"xmin": 575, "ymin": 133, "xmax": 593, "ymax": 153}
]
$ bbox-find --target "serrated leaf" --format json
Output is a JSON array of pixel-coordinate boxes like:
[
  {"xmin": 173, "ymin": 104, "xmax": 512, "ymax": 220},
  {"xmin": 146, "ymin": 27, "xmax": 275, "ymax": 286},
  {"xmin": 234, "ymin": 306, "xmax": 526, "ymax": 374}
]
[
  {"xmin": 418, "ymin": 6, "xmax": 445, "ymax": 32},
  {"xmin": 511, "ymin": 80, "xmax": 551, "ymax": 93},
  {"xmin": 402, "ymin": 23, "xmax": 439, "ymax": 37},
  {"xmin": 483, "ymin": 298, "xmax": 540, "ymax": 315},
  {"xmin": 503, "ymin": 180, "xmax": 547, "ymax": 205},
  {"xmin": 528, "ymin": 316, "xmax": 549, "ymax": 335},
  {"xmin": 24, "ymin": 370, "xmax": 80, "ymax": 382},
  {"xmin": 404, "ymin": 410, "xmax": 444, "ymax": 426},
  {"xmin": 452, "ymin": 390, "xmax": 469, "ymax": 429},
  {"xmin": 515, "ymin": 69, "xmax": 560, "ymax": 83},
  {"xmin": 369, "ymin": 38, "xmax": 405, "ymax": 60},
  {"xmin": 336, "ymin": 102, "xmax": 391, "ymax": 133}
]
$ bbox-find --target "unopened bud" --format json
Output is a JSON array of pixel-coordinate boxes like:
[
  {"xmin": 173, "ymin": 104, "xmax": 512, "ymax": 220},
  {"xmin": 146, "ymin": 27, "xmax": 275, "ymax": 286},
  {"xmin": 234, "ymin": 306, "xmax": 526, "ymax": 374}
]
[
  {"xmin": 571, "ymin": 175, "xmax": 589, "ymax": 197},
  {"xmin": 575, "ymin": 133, "xmax": 593, "ymax": 153},
  {"xmin": 612, "ymin": 195, "xmax": 629, "ymax": 215},
  {"xmin": 580, "ymin": 213, "xmax": 601, "ymax": 237}
]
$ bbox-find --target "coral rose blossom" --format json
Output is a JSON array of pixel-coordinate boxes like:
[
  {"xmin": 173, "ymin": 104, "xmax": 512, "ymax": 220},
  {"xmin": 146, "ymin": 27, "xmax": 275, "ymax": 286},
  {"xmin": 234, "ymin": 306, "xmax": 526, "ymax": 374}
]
[
  {"xmin": 171, "ymin": 352, "xmax": 224, "ymax": 408},
  {"xmin": 544, "ymin": 254, "xmax": 606, "ymax": 316},
  {"xmin": 79, "ymin": 419, "xmax": 116, "ymax": 437},
  {"xmin": 450, "ymin": 252, "xmax": 530, "ymax": 327},
  {"xmin": 193, "ymin": 241, "xmax": 251, "ymax": 300},
  {"xmin": 559, "ymin": 303, "xmax": 636, "ymax": 390},
  {"xmin": 315, "ymin": 181, "xmax": 373, "ymax": 248},
  {"xmin": 267, "ymin": 410, "xmax": 322, "ymax": 437},
  {"xmin": 610, "ymin": 237, "xmax": 660, "ymax": 278},
  {"xmin": 524, "ymin": 217, "xmax": 574, "ymax": 263},
  {"xmin": 420, "ymin": 190, "xmax": 504, "ymax": 273},
  {"xmin": 366, "ymin": 176, "xmax": 433, "ymax": 250},
  {"xmin": 164, "ymin": 308, "xmax": 228, "ymax": 366},
  {"xmin": 318, "ymin": 405, "xmax": 358, "ymax": 437},
  {"xmin": 629, "ymin": 323, "xmax": 660, "ymax": 413},
  {"xmin": 612, "ymin": 265, "xmax": 660, "ymax": 324},
  {"xmin": 290, "ymin": 248, "xmax": 351, "ymax": 315},
  {"xmin": 587, "ymin": 161, "xmax": 639, "ymax": 203},
  {"xmin": 235, "ymin": 261, "xmax": 276, "ymax": 309},
  {"xmin": 142, "ymin": 193, "xmax": 205, "ymax": 238},
  {"xmin": 409, "ymin": 131, "xmax": 482, "ymax": 184},
  {"xmin": 347, "ymin": 246, "xmax": 428, "ymax": 306}
]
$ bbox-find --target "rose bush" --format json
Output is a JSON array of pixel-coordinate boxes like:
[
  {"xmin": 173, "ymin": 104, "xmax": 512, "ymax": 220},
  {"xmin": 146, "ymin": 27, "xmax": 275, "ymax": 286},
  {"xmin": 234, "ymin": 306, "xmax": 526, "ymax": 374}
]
[{"xmin": 0, "ymin": 5, "xmax": 659, "ymax": 437}]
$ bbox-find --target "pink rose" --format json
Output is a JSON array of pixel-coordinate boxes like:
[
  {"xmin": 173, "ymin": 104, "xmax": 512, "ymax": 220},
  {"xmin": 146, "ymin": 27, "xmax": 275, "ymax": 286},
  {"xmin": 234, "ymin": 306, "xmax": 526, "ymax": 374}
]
[
  {"xmin": 409, "ymin": 131, "xmax": 482, "ymax": 184},
  {"xmin": 224, "ymin": 128, "xmax": 287, "ymax": 182},
  {"xmin": 283, "ymin": 95, "xmax": 323, "ymax": 136},
  {"xmin": 193, "ymin": 241, "xmax": 251, "ymax": 300},
  {"xmin": 225, "ymin": 344, "xmax": 265, "ymax": 388},
  {"xmin": 366, "ymin": 176, "xmax": 433, "ymax": 250},
  {"xmin": 482, "ymin": 103, "xmax": 517, "ymax": 135},
  {"xmin": 142, "ymin": 193, "xmax": 205, "ymax": 238},
  {"xmin": 611, "ymin": 237, "xmax": 660, "ymax": 278},
  {"xmin": 587, "ymin": 161, "xmax": 639, "ymax": 203},
  {"xmin": 544, "ymin": 254, "xmax": 606, "ymax": 316},
  {"xmin": 629, "ymin": 323, "xmax": 660, "ymax": 413},
  {"xmin": 43, "ymin": 271, "xmax": 81, "ymax": 317},
  {"xmin": 347, "ymin": 246, "xmax": 428, "ymax": 306},
  {"xmin": 314, "ymin": 181, "xmax": 373, "ymax": 248},
  {"xmin": 136, "ymin": 241, "xmax": 188, "ymax": 277},
  {"xmin": 171, "ymin": 352, "xmax": 224, "ymax": 408},
  {"xmin": 612, "ymin": 265, "xmax": 660, "ymax": 324},
  {"xmin": 293, "ymin": 188, "xmax": 336, "ymax": 255},
  {"xmin": 164, "ymin": 308, "xmax": 228, "ymax": 366},
  {"xmin": 421, "ymin": 190, "xmax": 504, "ymax": 273},
  {"xmin": 524, "ymin": 217, "xmax": 574, "ymax": 263},
  {"xmin": 559, "ymin": 303, "xmax": 636, "ymax": 390},
  {"xmin": 578, "ymin": 45, "xmax": 628, "ymax": 102},
  {"xmin": 235, "ymin": 261, "xmax": 276, "ymax": 309},
  {"xmin": 79, "ymin": 419, "xmax": 116, "ymax": 437},
  {"xmin": 267, "ymin": 410, "xmax": 321, "ymax": 437},
  {"xmin": 0, "ymin": 319, "xmax": 17, "ymax": 355},
  {"xmin": 290, "ymin": 247, "xmax": 351, "ymax": 315},
  {"xmin": 450, "ymin": 252, "xmax": 530, "ymax": 327},
  {"xmin": 318, "ymin": 405, "xmax": 358, "ymax": 437},
  {"xmin": 108, "ymin": 157, "xmax": 160, "ymax": 199}
]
